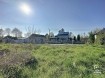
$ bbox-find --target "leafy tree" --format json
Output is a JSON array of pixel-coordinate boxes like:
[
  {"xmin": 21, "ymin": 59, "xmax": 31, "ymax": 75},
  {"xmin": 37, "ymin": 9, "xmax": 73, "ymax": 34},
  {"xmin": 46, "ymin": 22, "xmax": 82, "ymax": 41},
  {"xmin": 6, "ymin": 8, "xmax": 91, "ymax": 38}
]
[
  {"xmin": 77, "ymin": 34, "xmax": 80, "ymax": 41},
  {"xmin": 95, "ymin": 28, "xmax": 105, "ymax": 45},
  {"xmin": 73, "ymin": 36, "xmax": 76, "ymax": 41},
  {"xmin": 92, "ymin": 28, "xmax": 101, "ymax": 34},
  {"xmin": 88, "ymin": 32, "xmax": 95, "ymax": 44}
]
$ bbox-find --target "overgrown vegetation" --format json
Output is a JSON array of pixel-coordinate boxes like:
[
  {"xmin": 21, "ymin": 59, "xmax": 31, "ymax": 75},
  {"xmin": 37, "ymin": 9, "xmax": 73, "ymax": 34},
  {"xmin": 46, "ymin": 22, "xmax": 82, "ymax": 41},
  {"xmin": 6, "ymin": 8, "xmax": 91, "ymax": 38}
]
[
  {"xmin": 0, "ymin": 44, "xmax": 38, "ymax": 78},
  {"xmin": 0, "ymin": 44, "xmax": 105, "ymax": 78},
  {"xmin": 88, "ymin": 32, "xmax": 95, "ymax": 44},
  {"xmin": 95, "ymin": 32, "xmax": 105, "ymax": 45}
]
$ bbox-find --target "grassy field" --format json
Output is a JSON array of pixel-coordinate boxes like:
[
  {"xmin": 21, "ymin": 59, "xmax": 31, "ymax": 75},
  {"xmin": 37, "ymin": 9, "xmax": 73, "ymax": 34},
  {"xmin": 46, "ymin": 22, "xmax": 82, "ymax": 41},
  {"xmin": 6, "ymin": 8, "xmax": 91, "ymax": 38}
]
[{"xmin": 0, "ymin": 44, "xmax": 105, "ymax": 78}]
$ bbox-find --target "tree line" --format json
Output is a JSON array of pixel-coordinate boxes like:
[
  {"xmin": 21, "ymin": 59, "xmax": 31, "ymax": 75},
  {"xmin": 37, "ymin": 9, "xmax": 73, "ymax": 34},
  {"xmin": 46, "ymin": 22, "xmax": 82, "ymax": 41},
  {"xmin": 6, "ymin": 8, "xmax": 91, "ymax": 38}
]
[
  {"xmin": 0, "ymin": 27, "xmax": 105, "ymax": 45},
  {"xmin": 0, "ymin": 28, "xmax": 22, "ymax": 38},
  {"xmin": 0, "ymin": 26, "xmax": 41, "ymax": 38}
]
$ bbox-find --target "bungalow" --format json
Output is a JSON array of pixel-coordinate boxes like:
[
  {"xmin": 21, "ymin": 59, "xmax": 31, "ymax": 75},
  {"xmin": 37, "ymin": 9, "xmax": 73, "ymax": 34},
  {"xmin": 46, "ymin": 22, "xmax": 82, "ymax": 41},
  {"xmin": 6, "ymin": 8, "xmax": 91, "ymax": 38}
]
[
  {"xmin": 2, "ymin": 34, "xmax": 46, "ymax": 44},
  {"xmin": 26, "ymin": 34, "xmax": 46, "ymax": 44},
  {"xmin": 14, "ymin": 38, "xmax": 26, "ymax": 43},
  {"xmin": 2, "ymin": 36, "xmax": 17, "ymax": 43}
]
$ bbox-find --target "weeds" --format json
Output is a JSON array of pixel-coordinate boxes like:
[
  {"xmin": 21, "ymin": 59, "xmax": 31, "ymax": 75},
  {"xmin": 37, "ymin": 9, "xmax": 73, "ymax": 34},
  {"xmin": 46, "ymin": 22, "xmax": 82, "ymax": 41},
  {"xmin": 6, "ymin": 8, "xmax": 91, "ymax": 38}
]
[{"xmin": 0, "ymin": 44, "xmax": 105, "ymax": 78}]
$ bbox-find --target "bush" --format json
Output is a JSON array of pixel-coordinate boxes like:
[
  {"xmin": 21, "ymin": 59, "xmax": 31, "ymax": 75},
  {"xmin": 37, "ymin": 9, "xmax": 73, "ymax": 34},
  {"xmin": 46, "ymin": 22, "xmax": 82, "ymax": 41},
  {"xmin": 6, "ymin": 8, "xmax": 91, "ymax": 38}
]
[
  {"xmin": 25, "ymin": 57, "xmax": 38, "ymax": 69},
  {"xmin": 2, "ymin": 65, "xmax": 22, "ymax": 78},
  {"xmin": 0, "ymin": 49, "xmax": 10, "ymax": 56}
]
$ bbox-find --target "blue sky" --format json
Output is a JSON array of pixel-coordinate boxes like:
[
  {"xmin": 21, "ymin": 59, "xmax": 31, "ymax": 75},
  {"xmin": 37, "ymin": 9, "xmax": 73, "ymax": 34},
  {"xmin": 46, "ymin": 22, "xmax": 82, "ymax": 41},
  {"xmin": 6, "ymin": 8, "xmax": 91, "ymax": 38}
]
[{"xmin": 0, "ymin": 0, "xmax": 105, "ymax": 35}]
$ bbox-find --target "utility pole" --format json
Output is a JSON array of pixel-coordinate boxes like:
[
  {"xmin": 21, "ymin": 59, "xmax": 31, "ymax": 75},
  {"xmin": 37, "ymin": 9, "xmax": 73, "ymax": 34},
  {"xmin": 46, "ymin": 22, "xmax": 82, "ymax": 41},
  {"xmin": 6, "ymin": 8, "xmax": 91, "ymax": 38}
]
[{"xmin": 48, "ymin": 28, "xmax": 50, "ymax": 37}]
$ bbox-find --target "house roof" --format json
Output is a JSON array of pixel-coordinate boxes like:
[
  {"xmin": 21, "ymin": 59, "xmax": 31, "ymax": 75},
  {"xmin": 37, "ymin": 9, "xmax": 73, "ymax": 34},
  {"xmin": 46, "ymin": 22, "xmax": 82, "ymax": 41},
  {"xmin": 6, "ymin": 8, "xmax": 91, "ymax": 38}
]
[
  {"xmin": 3, "ymin": 36, "xmax": 18, "ymax": 40},
  {"xmin": 29, "ymin": 34, "xmax": 45, "ymax": 38},
  {"xmin": 57, "ymin": 32, "xmax": 69, "ymax": 36}
]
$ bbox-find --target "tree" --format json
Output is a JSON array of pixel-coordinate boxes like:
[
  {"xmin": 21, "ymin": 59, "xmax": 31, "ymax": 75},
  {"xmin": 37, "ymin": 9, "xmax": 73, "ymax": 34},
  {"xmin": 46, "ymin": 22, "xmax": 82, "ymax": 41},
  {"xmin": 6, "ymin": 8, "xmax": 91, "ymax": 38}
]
[
  {"xmin": 88, "ymin": 31, "xmax": 95, "ymax": 44},
  {"xmin": 24, "ymin": 32, "xmax": 31, "ymax": 38},
  {"xmin": 5, "ymin": 28, "xmax": 11, "ymax": 36},
  {"xmin": 25, "ymin": 26, "xmax": 34, "ymax": 37},
  {"xmin": 95, "ymin": 28, "xmax": 105, "ymax": 45},
  {"xmin": 37, "ymin": 29, "xmax": 41, "ymax": 34},
  {"xmin": 73, "ymin": 36, "xmax": 76, "ymax": 41},
  {"xmin": 25, "ymin": 26, "xmax": 41, "ymax": 37},
  {"xmin": 12, "ymin": 28, "xmax": 22, "ymax": 38},
  {"xmin": 77, "ymin": 34, "xmax": 80, "ymax": 41},
  {"xmin": 49, "ymin": 32, "xmax": 54, "ymax": 37},
  {"xmin": 45, "ymin": 33, "xmax": 49, "ymax": 41},
  {"xmin": 0, "ymin": 28, "xmax": 4, "ymax": 37},
  {"xmin": 69, "ymin": 32, "xmax": 73, "ymax": 38},
  {"xmin": 18, "ymin": 31, "xmax": 22, "ymax": 38},
  {"xmin": 92, "ymin": 28, "xmax": 101, "ymax": 34}
]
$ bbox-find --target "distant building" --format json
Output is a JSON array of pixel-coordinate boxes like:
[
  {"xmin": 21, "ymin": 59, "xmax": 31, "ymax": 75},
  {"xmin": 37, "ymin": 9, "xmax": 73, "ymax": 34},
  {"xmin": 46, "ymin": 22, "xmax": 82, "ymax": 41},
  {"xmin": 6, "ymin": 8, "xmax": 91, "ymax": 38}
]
[
  {"xmin": 2, "ymin": 34, "xmax": 46, "ymax": 44},
  {"xmin": 49, "ymin": 28, "xmax": 72, "ymax": 43},
  {"xmin": 2, "ymin": 28, "xmax": 87, "ymax": 44},
  {"xmin": 26, "ymin": 34, "xmax": 46, "ymax": 44},
  {"xmin": 2, "ymin": 36, "xmax": 17, "ymax": 43},
  {"xmin": 14, "ymin": 38, "xmax": 26, "ymax": 43}
]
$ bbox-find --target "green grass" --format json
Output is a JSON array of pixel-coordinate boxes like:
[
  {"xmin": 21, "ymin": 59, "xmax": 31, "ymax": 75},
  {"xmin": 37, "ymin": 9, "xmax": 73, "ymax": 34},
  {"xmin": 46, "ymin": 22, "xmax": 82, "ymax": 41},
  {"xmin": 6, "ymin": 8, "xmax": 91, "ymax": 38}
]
[{"xmin": 0, "ymin": 44, "xmax": 105, "ymax": 78}]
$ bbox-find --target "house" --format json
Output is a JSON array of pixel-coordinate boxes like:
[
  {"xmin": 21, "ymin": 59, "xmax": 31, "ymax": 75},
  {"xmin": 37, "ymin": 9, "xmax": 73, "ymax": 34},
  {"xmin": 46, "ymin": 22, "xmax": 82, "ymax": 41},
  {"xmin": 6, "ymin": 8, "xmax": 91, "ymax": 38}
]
[
  {"xmin": 26, "ymin": 34, "xmax": 46, "ymax": 44},
  {"xmin": 49, "ymin": 37, "xmax": 60, "ymax": 44},
  {"xmin": 49, "ymin": 28, "xmax": 72, "ymax": 43},
  {"xmin": 2, "ymin": 34, "xmax": 46, "ymax": 44},
  {"xmin": 14, "ymin": 38, "xmax": 26, "ymax": 43},
  {"xmin": 2, "ymin": 36, "xmax": 17, "ymax": 43}
]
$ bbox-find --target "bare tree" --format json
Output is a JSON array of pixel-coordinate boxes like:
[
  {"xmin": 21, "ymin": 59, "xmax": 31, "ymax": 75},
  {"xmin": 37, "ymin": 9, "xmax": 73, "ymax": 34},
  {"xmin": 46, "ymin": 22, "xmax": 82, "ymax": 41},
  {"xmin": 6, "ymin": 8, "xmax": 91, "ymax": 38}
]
[
  {"xmin": 12, "ymin": 28, "xmax": 22, "ymax": 38},
  {"xmin": 24, "ymin": 32, "xmax": 31, "ymax": 38},
  {"xmin": 92, "ymin": 28, "xmax": 101, "ymax": 34},
  {"xmin": 37, "ymin": 29, "xmax": 41, "ymax": 34},
  {"xmin": 49, "ymin": 32, "xmax": 54, "ymax": 37},
  {"xmin": 45, "ymin": 33, "xmax": 49, "ymax": 41},
  {"xmin": 18, "ymin": 31, "xmax": 22, "ymax": 38},
  {"xmin": 5, "ymin": 28, "xmax": 11, "ymax": 36},
  {"xmin": 25, "ymin": 25, "xmax": 41, "ymax": 37}
]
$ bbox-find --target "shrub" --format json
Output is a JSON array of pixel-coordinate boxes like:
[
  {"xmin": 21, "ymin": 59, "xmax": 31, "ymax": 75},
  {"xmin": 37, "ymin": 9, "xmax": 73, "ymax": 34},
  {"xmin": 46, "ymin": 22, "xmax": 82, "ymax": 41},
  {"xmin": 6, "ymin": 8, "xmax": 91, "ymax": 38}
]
[
  {"xmin": 2, "ymin": 65, "xmax": 22, "ymax": 78},
  {"xmin": 25, "ymin": 57, "xmax": 38, "ymax": 69},
  {"xmin": 0, "ymin": 49, "xmax": 10, "ymax": 56}
]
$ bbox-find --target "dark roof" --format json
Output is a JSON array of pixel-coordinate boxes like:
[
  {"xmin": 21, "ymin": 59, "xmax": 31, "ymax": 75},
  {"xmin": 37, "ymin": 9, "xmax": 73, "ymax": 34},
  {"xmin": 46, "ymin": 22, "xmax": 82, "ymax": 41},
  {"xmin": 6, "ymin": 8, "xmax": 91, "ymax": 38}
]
[
  {"xmin": 29, "ymin": 34, "xmax": 45, "ymax": 38},
  {"xmin": 3, "ymin": 36, "xmax": 18, "ymax": 40},
  {"xmin": 57, "ymin": 32, "xmax": 69, "ymax": 36}
]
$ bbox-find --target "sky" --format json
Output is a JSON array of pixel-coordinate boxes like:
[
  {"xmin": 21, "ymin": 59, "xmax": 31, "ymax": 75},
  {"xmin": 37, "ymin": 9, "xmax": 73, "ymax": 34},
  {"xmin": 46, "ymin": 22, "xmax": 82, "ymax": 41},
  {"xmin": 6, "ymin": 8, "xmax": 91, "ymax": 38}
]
[{"xmin": 0, "ymin": 0, "xmax": 105, "ymax": 35}]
